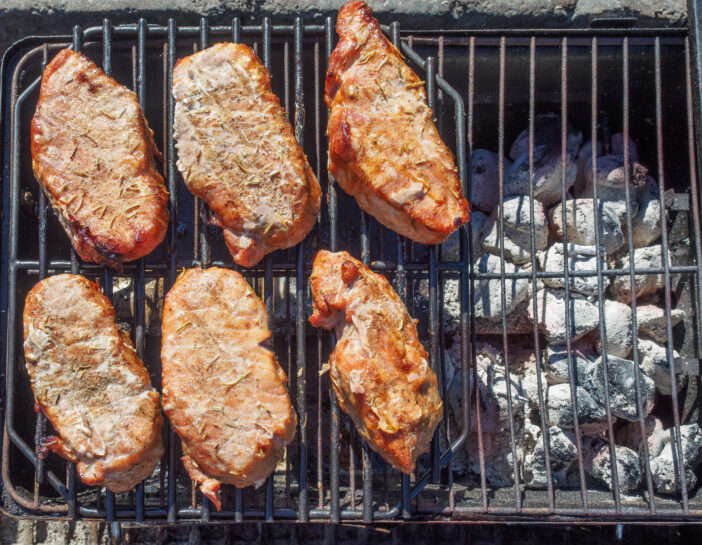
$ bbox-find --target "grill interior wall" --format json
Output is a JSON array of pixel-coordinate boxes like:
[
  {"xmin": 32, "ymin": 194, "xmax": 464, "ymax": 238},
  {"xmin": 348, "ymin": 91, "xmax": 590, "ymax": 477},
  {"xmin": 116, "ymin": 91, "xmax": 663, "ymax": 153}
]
[{"xmin": 2, "ymin": 21, "xmax": 702, "ymax": 524}]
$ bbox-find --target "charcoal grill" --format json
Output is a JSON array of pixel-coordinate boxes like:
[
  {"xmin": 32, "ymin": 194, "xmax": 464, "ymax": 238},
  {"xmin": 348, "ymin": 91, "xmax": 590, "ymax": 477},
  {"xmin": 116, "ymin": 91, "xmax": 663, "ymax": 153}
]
[{"xmin": 2, "ymin": 8, "xmax": 702, "ymax": 539}]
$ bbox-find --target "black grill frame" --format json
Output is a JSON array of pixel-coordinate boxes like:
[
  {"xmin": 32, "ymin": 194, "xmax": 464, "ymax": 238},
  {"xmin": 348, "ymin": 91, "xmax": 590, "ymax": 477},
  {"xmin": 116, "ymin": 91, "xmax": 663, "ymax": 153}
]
[{"xmin": 2, "ymin": 14, "xmax": 702, "ymax": 535}]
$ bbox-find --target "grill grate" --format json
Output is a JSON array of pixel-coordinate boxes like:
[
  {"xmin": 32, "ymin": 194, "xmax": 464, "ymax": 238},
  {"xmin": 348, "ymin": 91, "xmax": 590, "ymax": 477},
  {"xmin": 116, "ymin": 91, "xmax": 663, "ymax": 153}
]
[{"xmin": 2, "ymin": 15, "xmax": 702, "ymax": 532}]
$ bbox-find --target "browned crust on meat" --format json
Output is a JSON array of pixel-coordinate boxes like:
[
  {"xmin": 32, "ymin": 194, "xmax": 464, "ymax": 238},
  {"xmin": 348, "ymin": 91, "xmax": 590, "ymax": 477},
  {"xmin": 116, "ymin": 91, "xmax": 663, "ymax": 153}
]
[
  {"xmin": 31, "ymin": 49, "xmax": 169, "ymax": 269},
  {"xmin": 309, "ymin": 250, "xmax": 443, "ymax": 472},
  {"xmin": 23, "ymin": 274, "xmax": 163, "ymax": 492},
  {"xmin": 325, "ymin": 1, "xmax": 469, "ymax": 245},
  {"xmin": 172, "ymin": 43, "xmax": 321, "ymax": 267}
]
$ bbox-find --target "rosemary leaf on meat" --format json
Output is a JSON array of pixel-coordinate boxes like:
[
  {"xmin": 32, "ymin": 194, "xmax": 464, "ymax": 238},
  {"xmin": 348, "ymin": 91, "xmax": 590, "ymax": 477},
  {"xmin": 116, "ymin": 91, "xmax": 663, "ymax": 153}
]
[
  {"xmin": 377, "ymin": 55, "xmax": 390, "ymax": 71},
  {"xmin": 274, "ymin": 213, "xmax": 288, "ymax": 229},
  {"xmin": 100, "ymin": 109, "xmax": 115, "ymax": 120},
  {"xmin": 356, "ymin": 30, "xmax": 370, "ymax": 50},
  {"xmin": 206, "ymin": 355, "xmax": 220, "ymax": 368},
  {"xmin": 407, "ymin": 80, "xmax": 426, "ymax": 89},
  {"xmin": 450, "ymin": 187, "xmax": 460, "ymax": 199},
  {"xmin": 357, "ymin": 51, "xmax": 374, "ymax": 64},
  {"xmin": 234, "ymin": 154, "xmax": 249, "ymax": 174},
  {"xmin": 222, "ymin": 371, "xmax": 251, "ymax": 388},
  {"xmin": 374, "ymin": 78, "xmax": 388, "ymax": 101},
  {"xmin": 73, "ymin": 194, "xmax": 84, "ymax": 213},
  {"xmin": 78, "ymin": 131, "xmax": 98, "ymax": 146},
  {"xmin": 176, "ymin": 322, "xmax": 193, "ymax": 333}
]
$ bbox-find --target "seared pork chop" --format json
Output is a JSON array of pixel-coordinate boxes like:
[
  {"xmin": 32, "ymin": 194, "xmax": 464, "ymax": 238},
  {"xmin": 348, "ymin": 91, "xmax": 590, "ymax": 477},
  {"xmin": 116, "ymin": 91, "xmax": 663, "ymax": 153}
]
[
  {"xmin": 161, "ymin": 267, "xmax": 297, "ymax": 509},
  {"xmin": 173, "ymin": 43, "xmax": 321, "ymax": 267},
  {"xmin": 309, "ymin": 250, "xmax": 443, "ymax": 473},
  {"xmin": 31, "ymin": 49, "xmax": 169, "ymax": 269},
  {"xmin": 326, "ymin": 1, "xmax": 469, "ymax": 244},
  {"xmin": 23, "ymin": 274, "xmax": 163, "ymax": 493}
]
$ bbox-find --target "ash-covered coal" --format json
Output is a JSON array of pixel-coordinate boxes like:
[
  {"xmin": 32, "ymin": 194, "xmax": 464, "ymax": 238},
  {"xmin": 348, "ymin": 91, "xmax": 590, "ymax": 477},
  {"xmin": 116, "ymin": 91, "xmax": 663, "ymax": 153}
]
[{"xmin": 438, "ymin": 113, "xmax": 698, "ymax": 498}]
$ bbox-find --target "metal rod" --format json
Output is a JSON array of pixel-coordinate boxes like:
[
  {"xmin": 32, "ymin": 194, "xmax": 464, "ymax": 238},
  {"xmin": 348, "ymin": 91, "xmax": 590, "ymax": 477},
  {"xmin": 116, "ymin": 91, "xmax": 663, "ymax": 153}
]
[
  {"xmin": 166, "ymin": 17, "xmax": 178, "ymax": 524},
  {"xmin": 465, "ymin": 34, "xmax": 488, "ymax": 512},
  {"xmin": 425, "ymin": 56, "xmax": 442, "ymax": 487},
  {"xmin": 325, "ymin": 15, "xmax": 340, "ymax": 524},
  {"xmin": 591, "ymin": 36, "xmax": 622, "ymax": 513},
  {"xmin": 260, "ymin": 17, "xmax": 276, "ymax": 523},
  {"xmin": 293, "ymin": 16, "xmax": 309, "ymax": 523},
  {"xmin": 655, "ymin": 36, "xmax": 689, "ymax": 510},
  {"xmin": 497, "ymin": 35, "xmax": 522, "ymax": 512},
  {"xmin": 32, "ymin": 43, "xmax": 50, "ymax": 508},
  {"xmin": 529, "ymin": 34, "xmax": 554, "ymax": 511}
]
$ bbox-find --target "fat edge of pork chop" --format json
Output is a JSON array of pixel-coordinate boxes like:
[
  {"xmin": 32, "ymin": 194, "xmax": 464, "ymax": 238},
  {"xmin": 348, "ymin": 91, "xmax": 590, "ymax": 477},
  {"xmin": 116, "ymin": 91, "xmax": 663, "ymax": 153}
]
[
  {"xmin": 31, "ymin": 49, "xmax": 169, "ymax": 269},
  {"xmin": 173, "ymin": 43, "xmax": 321, "ymax": 267},
  {"xmin": 309, "ymin": 250, "xmax": 443, "ymax": 473},
  {"xmin": 325, "ymin": 1, "xmax": 469, "ymax": 245},
  {"xmin": 23, "ymin": 274, "xmax": 164, "ymax": 493},
  {"xmin": 161, "ymin": 267, "xmax": 297, "ymax": 509}
]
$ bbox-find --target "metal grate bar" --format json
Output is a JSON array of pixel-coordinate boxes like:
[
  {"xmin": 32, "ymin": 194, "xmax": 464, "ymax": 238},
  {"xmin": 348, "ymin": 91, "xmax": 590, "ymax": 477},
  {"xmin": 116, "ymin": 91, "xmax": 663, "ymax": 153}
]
[
  {"xmin": 465, "ymin": 34, "xmax": 489, "ymax": 512},
  {"xmin": 589, "ymin": 36, "xmax": 623, "ymax": 513},
  {"xmin": 528, "ymin": 34, "xmax": 556, "ymax": 511},
  {"xmin": 654, "ymin": 36, "xmax": 689, "ymax": 511},
  {"xmin": 325, "ymin": 15, "xmax": 341, "ymax": 525},
  {"xmin": 293, "ymin": 16, "xmax": 309, "ymax": 524},
  {"xmin": 32, "ymin": 44, "xmax": 50, "ymax": 509},
  {"xmin": 165, "ymin": 17, "xmax": 179, "ymax": 525},
  {"xmin": 8, "ymin": 259, "xmax": 699, "ymax": 278},
  {"xmin": 618, "ymin": 35, "xmax": 654, "ymax": 512},
  {"xmin": 261, "ymin": 16, "xmax": 275, "ymax": 523},
  {"xmin": 133, "ymin": 16, "xmax": 148, "ymax": 524},
  {"xmin": 313, "ymin": 33, "xmax": 325, "ymax": 516},
  {"xmin": 425, "ymin": 57, "xmax": 442, "ymax": 486},
  {"xmin": 496, "ymin": 36, "xmax": 522, "ymax": 512}
]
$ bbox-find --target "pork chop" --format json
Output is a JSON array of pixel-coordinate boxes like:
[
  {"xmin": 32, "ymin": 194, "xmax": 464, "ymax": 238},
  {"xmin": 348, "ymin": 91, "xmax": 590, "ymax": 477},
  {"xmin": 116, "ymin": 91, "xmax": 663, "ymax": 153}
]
[
  {"xmin": 173, "ymin": 43, "xmax": 321, "ymax": 267},
  {"xmin": 309, "ymin": 250, "xmax": 443, "ymax": 473},
  {"xmin": 161, "ymin": 267, "xmax": 297, "ymax": 509},
  {"xmin": 23, "ymin": 274, "xmax": 163, "ymax": 493},
  {"xmin": 326, "ymin": 1, "xmax": 469, "ymax": 244},
  {"xmin": 31, "ymin": 49, "xmax": 169, "ymax": 269}
]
